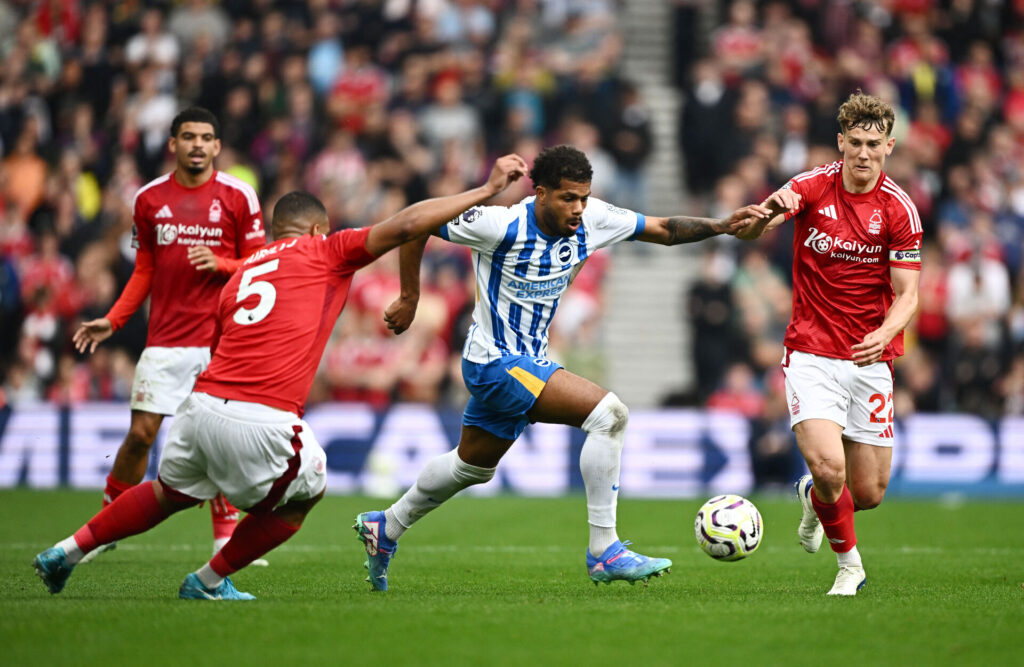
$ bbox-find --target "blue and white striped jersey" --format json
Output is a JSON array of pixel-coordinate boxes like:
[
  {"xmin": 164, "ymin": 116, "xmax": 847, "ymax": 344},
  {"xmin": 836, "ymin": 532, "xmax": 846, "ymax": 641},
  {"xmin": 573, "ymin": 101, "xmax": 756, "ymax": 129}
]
[{"xmin": 440, "ymin": 195, "xmax": 645, "ymax": 363}]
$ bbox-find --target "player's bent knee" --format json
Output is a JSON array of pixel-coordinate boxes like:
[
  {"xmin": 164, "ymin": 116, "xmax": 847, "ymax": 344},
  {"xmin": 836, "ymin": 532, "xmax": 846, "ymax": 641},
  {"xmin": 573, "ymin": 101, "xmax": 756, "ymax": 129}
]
[
  {"xmin": 125, "ymin": 423, "xmax": 159, "ymax": 450},
  {"xmin": 122, "ymin": 431, "xmax": 157, "ymax": 457},
  {"xmin": 850, "ymin": 481, "xmax": 887, "ymax": 510},
  {"xmin": 583, "ymin": 392, "xmax": 629, "ymax": 437},
  {"xmin": 807, "ymin": 461, "xmax": 845, "ymax": 491}
]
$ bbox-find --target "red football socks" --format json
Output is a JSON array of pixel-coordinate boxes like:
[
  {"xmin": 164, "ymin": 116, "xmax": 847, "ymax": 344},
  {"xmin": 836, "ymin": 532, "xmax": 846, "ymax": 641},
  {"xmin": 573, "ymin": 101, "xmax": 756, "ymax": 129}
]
[
  {"xmin": 102, "ymin": 474, "xmax": 134, "ymax": 507},
  {"xmin": 811, "ymin": 484, "xmax": 857, "ymax": 553},
  {"xmin": 75, "ymin": 482, "xmax": 170, "ymax": 552},
  {"xmin": 210, "ymin": 494, "xmax": 240, "ymax": 543},
  {"xmin": 209, "ymin": 512, "xmax": 299, "ymax": 577}
]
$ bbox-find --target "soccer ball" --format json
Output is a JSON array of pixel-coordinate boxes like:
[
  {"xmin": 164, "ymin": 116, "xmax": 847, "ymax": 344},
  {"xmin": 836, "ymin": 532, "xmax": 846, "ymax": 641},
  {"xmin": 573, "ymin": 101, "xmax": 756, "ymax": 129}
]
[{"xmin": 694, "ymin": 494, "xmax": 763, "ymax": 561}]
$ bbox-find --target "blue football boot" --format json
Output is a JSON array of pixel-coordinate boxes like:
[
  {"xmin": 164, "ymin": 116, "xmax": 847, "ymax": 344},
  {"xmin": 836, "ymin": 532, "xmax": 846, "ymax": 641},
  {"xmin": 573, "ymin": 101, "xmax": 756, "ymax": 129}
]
[
  {"xmin": 33, "ymin": 546, "xmax": 74, "ymax": 594},
  {"xmin": 178, "ymin": 573, "xmax": 256, "ymax": 600},
  {"xmin": 586, "ymin": 540, "xmax": 672, "ymax": 586},
  {"xmin": 353, "ymin": 511, "xmax": 398, "ymax": 591}
]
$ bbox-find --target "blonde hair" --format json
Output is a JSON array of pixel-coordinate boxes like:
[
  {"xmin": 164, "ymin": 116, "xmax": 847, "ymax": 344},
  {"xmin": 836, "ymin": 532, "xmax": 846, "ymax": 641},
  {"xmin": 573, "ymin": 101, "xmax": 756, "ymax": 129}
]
[{"xmin": 837, "ymin": 91, "xmax": 895, "ymax": 137}]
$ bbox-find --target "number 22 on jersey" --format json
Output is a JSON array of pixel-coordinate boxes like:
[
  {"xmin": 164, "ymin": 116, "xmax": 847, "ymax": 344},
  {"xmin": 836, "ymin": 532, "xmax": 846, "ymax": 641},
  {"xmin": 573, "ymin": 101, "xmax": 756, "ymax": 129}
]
[{"xmin": 234, "ymin": 259, "xmax": 279, "ymax": 325}]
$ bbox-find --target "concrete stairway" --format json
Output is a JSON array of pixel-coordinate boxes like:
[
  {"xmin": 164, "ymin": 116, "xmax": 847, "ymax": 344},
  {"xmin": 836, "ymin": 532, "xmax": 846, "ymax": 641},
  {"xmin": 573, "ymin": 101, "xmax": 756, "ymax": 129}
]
[{"xmin": 601, "ymin": 1, "xmax": 703, "ymax": 407}]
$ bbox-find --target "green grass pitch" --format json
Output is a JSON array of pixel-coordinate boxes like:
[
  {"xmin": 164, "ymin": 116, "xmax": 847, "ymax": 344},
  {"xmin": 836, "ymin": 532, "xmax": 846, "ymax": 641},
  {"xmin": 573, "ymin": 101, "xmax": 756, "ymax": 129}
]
[{"xmin": 1, "ymin": 489, "xmax": 1022, "ymax": 666}]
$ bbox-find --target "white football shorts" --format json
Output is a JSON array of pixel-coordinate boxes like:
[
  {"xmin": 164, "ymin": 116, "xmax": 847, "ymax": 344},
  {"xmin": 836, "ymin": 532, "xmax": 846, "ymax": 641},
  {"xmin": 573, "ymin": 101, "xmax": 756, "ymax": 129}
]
[
  {"xmin": 158, "ymin": 392, "xmax": 327, "ymax": 511},
  {"xmin": 130, "ymin": 346, "xmax": 211, "ymax": 415},
  {"xmin": 782, "ymin": 348, "xmax": 896, "ymax": 447}
]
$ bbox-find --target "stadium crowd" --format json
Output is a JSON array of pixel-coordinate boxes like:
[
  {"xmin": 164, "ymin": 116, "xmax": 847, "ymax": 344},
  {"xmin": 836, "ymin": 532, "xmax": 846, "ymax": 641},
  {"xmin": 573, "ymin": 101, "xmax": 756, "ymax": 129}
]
[
  {"xmin": 2, "ymin": 0, "xmax": 1024, "ymax": 443},
  {"xmin": 0, "ymin": 0, "xmax": 640, "ymax": 411}
]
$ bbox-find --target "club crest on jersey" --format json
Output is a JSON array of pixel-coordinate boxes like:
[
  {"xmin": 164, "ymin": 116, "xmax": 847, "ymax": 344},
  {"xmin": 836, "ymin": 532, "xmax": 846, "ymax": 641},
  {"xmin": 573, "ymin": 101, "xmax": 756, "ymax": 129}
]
[
  {"xmin": 209, "ymin": 198, "xmax": 223, "ymax": 223},
  {"xmin": 556, "ymin": 241, "xmax": 574, "ymax": 264},
  {"xmin": 869, "ymin": 210, "xmax": 882, "ymax": 235}
]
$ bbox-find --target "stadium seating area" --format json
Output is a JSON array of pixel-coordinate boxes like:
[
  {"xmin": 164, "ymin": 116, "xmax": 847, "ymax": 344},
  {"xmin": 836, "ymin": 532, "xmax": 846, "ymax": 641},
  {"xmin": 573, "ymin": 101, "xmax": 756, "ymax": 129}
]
[{"xmin": 2, "ymin": 0, "xmax": 1024, "ymax": 426}]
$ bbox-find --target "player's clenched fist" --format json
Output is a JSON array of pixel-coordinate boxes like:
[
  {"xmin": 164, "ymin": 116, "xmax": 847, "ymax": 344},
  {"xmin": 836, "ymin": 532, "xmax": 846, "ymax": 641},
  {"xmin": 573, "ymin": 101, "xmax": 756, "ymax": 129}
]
[
  {"xmin": 188, "ymin": 246, "xmax": 218, "ymax": 272},
  {"xmin": 484, "ymin": 154, "xmax": 529, "ymax": 196}
]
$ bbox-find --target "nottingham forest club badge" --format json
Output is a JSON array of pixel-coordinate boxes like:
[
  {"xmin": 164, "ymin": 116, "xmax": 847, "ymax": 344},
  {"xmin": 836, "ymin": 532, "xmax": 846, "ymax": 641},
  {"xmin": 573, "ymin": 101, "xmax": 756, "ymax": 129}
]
[
  {"xmin": 209, "ymin": 198, "xmax": 223, "ymax": 223},
  {"xmin": 868, "ymin": 210, "xmax": 882, "ymax": 235}
]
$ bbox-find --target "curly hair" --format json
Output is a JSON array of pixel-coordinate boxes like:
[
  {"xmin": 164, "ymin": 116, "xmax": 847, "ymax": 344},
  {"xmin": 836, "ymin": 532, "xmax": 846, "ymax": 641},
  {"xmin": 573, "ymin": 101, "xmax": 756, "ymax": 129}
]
[
  {"xmin": 170, "ymin": 106, "xmax": 221, "ymax": 139},
  {"xmin": 529, "ymin": 144, "xmax": 593, "ymax": 190},
  {"xmin": 836, "ymin": 91, "xmax": 895, "ymax": 137}
]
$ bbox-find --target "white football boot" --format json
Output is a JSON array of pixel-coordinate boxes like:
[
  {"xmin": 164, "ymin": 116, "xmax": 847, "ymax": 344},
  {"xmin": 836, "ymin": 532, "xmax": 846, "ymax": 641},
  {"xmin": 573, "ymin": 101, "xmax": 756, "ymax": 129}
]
[
  {"xmin": 795, "ymin": 474, "xmax": 824, "ymax": 553},
  {"xmin": 827, "ymin": 565, "xmax": 866, "ymax": 596}
]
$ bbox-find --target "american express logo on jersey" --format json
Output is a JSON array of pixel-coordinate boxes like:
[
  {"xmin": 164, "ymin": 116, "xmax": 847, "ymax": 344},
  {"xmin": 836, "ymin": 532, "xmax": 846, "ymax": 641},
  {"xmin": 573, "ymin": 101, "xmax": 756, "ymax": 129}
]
[{"xmin": 507, "ymin": 275, "xmax": 570, "ymax": 299}]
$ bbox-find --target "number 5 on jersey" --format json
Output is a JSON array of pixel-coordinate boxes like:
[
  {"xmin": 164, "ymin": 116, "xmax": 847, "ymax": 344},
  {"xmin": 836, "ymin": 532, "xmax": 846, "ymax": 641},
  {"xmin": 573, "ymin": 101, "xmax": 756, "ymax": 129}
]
[{"xmin": 234, "ymin": 260, "xmax": 279, "ymax": 325}]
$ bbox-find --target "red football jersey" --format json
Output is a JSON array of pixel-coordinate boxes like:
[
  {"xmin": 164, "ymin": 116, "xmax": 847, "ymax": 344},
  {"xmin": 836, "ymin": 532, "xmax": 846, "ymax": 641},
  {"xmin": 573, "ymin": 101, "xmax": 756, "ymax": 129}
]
[
  {"xmin": 782, "ymin": 161, "xmax": 923, "ymax": 361},
  {"xmin": 194, "ymin": 227, "xmax": 376, "ymax": 415},
  {"xmin": 132, "ymin": 170, "xmax": 266, "ymax": 347}
]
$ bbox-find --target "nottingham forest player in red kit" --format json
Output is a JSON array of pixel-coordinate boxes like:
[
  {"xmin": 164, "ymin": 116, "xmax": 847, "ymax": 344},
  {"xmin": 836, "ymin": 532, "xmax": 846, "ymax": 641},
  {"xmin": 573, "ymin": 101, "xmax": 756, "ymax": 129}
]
[
  {"xmin": 740, "ymin": 91, "xmax": 922, "ymax": 596},
  {"xmin": 72, "ymin": 107, "xmax": 266, "ymax": 561},
  {"xmin": 33, "ymin": 154, "xmax": 528, "ymax": 600}
]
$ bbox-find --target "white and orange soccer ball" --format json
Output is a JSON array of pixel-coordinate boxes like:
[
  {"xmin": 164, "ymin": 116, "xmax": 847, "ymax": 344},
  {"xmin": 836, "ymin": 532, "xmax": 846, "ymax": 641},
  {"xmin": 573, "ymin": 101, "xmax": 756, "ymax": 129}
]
[{"xmin": 694, "ymin": 494, "xmax": 763, "ymax": 561}]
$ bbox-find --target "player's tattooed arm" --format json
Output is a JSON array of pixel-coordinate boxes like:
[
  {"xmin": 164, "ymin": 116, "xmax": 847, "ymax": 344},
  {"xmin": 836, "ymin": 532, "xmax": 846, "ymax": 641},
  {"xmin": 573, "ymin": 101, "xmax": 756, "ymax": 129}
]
[
  {"xmin": 664, "ymin": 216, "xmax": 727, "ymax": 244},
  {"xmin": 639, "ymin": 204, "xmax": 773, "ymax": 246}
]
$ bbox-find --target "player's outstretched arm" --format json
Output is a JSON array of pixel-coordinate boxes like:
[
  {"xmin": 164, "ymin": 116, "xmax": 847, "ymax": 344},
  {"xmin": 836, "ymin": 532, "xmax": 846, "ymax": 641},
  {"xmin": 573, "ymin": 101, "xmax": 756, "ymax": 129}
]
[
  {"xmin": 365, "ymin": 154, "xmax": 527, "ymax": 257},
  {"xmin": 735, "ymin": 188, "xmax": 801, "ymax": 241},
  {"xmin": 384, "ymin": 236, "xmax": 428, "ymax": 335},
  {"xmin": 637, "ymin": 203, "xmax": 773, "ymax": 246}
]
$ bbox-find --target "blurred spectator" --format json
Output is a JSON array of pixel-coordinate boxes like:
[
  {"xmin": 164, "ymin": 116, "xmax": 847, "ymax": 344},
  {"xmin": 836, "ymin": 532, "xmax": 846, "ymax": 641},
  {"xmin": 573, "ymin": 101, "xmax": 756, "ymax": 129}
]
[
  {"xmin": 706, "ymin": 361, "xmax": 765, "ymax": 418},
  {"xmin": 687, "ymin": 245, "xmax": 737, "ymax": 403},
  {"xmin": 167, "ymin": 0, "xmax": 230, "ymax": 55},
  {"xmin": 124, "ymin": 7, "xmax": 180, "ymax": 91},
  {"xmin": 603, "ymin": 81, "xmax": 652, "ymax": 213}
]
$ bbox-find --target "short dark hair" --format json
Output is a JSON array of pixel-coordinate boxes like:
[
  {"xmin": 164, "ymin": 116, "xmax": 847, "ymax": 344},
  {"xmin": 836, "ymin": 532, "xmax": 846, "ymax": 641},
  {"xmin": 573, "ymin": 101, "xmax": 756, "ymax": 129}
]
[
  {"xmin": 170, "ymin": 106, "xmax": 220, "ymax": 138},
  {"xmin": 272, "ymin": 191, "xmax": 326, "ymax": 228},
  {"xmin": 529, "ymin": 145, "xmax": 592, "ymax": 190}
]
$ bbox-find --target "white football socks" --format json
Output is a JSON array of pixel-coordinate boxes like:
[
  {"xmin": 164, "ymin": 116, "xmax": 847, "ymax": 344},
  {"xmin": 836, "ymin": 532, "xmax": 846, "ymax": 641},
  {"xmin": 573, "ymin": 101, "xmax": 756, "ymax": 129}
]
[
  {"xmin": 837, "ymin": 545, "xmax": 862, "ymax": 568},
  {"xmin": 385, "ymin": 448, "xmax": 496, "ymax": 542},
  {"xmin": 195, "ymin": 562, "xmax": 224, "ymax": 589},
  {"xmin": 580, "ymin": 392, "xmax": 629, "ymax": 557},
  {"xmin": 57, "ymin": 536, "xmax": 84, "ymax": 565}
]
